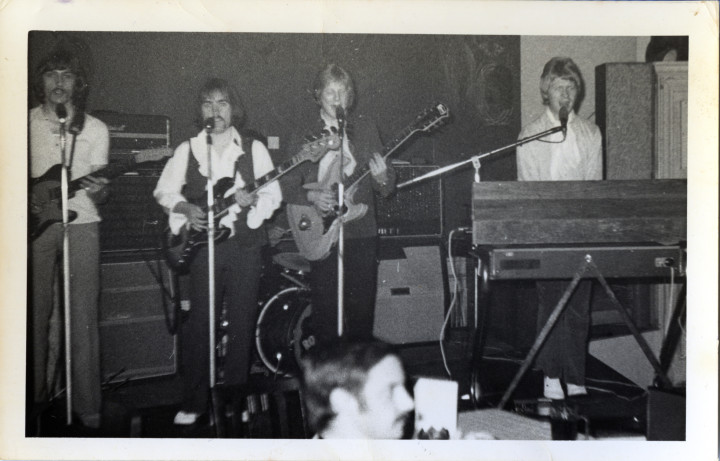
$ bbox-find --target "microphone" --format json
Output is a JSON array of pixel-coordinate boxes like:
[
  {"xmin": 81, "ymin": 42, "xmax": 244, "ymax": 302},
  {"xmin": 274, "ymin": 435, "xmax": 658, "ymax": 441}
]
[
  {"xmin": 55, "ymin": 104, "xmax": 68, "ymax": 124},
  {"xmin": 559, "ymin": 106, "xmax": 569, "ymax": 135},
  {"xmin": 204, "ymin": 117, "xmax": 215, "ymax": 133},
  {"xmin": 335, "ymin": 105, "xmax": 345, "ymax": 127}
]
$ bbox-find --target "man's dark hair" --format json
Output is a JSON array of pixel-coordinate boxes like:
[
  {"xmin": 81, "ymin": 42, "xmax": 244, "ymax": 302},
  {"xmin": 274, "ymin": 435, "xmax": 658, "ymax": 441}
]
[
  {"xmin": 195, "ymin": 77, "xmax": 246, "ymax": 130},
  {"xmin": 299, "ymin": 340, "xmax": 399, "ymax": 433},
  {"xmin": 32, "ymin": 47, "xmax": 90, "ymax": 113}
]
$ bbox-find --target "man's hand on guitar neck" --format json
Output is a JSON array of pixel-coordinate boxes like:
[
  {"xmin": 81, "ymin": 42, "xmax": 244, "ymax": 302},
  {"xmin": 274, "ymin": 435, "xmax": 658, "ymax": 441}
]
[
  {"xmin": 307, "ymin": 189, "xmax": 338, "ymax": 216},
  {"xmin": 173, "ymin": 201, "xmax": 208, "ymax": 231},
  {"xmin": 234, "ymin": 188, "xmax": 258, "ymax": 208}
]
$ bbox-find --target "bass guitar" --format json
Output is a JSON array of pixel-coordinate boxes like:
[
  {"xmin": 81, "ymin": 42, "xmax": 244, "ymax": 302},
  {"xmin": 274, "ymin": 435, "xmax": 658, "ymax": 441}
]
[
  {"xmin": 164, "ymin": 132, "xmax": 340, "ymax": 272},
  {"xmin": 287, "ymin": 103, "xmax": 449, "ymax": 261},
  {"xmin": 29, "ymin": 147, "xmax": 173, "ymax": 241}
]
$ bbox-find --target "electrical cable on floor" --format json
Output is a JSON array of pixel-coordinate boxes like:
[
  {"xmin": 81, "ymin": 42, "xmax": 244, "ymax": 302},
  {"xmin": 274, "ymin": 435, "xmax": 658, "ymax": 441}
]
[{"xmin": 439, "ymin": 228, "xmax": 462, "ymax": 378}]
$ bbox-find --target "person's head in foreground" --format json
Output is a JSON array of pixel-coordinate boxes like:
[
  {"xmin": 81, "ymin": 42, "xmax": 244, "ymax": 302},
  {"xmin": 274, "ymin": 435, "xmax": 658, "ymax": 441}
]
[{"xmin": 300, "ymin": 339, "xmax": 415, "ymax": 439}]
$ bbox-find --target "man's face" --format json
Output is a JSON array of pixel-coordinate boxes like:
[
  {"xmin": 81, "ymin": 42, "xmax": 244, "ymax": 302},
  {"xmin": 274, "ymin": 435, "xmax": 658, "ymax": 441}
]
[
  {"xmin": 355, "ymin": 356, "xmax": 415, "ymax": 439},
  {"xmin": 43, "ymin": 68, "xmax": 76, "ymax": 107},
  {"xmin": 547, "ymin": 77, "xmax": 577, "ymax": 118},
  {"xmin": 201, "ymin": 89, "xmax": 233, "ymax": 134},
  {"xmin": 318, "ymin": 80, "xmax": 349, "ymax": 121}
]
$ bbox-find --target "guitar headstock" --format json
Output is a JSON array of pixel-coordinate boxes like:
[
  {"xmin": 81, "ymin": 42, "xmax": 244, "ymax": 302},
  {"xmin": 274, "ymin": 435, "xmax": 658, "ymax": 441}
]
[
  {"xmin": 414, "ymin": 103, "xmax": 450, "ymax": 134},
  {"xmin": 299, "ymin": 132, "xmax": 342, "ymax": 163},
  {"xmin": 134, "ymin": 147, "xmax": 174, "ymax": 163}
]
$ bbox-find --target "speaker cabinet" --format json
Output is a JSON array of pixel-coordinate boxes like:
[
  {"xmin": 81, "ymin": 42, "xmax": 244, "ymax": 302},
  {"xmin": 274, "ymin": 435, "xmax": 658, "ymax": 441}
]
[
  {"xmin": 373, "ymin": 244, "xmax": 445, "ymax": 344},
  {"xmin": 100, "ymin": 255, "xmax": 177, "ymax": 382},
  {"xmin": 99, "ymin": 174, "xmax": 167, "ymax": 253},
  {"xmin": 376, "ymin": 165, "xmax": 442, "ymax": 237},
  {"xmin": 595, "ymin": 63, "xmax": 655, "ymax": 180}
]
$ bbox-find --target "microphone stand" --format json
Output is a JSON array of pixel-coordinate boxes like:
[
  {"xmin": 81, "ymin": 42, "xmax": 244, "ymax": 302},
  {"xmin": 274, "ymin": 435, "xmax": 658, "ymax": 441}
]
[
  {"xmin": 205, "ymin": 125, "xmax": 217, "ymax": 391},
  {"xmin": 335, "ymin": 110, "xmax": 346, "ymax": 338},
  {"xmin": 57, "ymin": 107, "xmax": 73, "ymax": 425},
  {"xmin": 397, "ymin": 124, "xmax": 566, "ymax": 189}
]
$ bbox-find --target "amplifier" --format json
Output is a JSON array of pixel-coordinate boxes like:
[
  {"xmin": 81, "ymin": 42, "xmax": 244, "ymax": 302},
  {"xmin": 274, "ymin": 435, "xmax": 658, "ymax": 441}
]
[
  {"xmin": 99, "ymin": 173, "xmax": 167, "ymax": 253},
  {"xmin": 481, "ymin": 244, "xmax": 684, "ymax": 280},
  {"xmin": 376, "ymin": 165, "xmax": 442, "ymax": 237},
  {"xmin": 92, "ymin": 110, "xmax": 171, "ymax": 160},
  {"xmin": 100, "ymin": 255, "xmax": 178, "ymax": 382}
]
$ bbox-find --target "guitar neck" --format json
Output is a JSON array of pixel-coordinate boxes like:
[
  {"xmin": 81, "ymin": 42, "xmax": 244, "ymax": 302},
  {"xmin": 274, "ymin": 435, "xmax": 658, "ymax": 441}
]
[
  {"xmin": 345, "ymin": 123, "xmax": 423, "ymax": 189},
  {"xmin": 67, "ymin": 159, "xmax": 136, "ymax": 194},
  {"xmin": 214, "ymin": 150, "xmax": 310, "ymax": 217}
]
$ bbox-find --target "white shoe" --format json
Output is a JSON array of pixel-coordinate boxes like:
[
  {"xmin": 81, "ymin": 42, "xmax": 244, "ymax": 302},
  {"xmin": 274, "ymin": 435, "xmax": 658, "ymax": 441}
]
[
  {"xmin": 543, "ymin": 376, "xmax": 564, "ymax": 400},
  {"xmin": 567, "ymin": 383, "xmax": 588, "ymax": 397},
  {"xmin": 173, "ymin": 410, "xmax": 199, "ymax": 425}
]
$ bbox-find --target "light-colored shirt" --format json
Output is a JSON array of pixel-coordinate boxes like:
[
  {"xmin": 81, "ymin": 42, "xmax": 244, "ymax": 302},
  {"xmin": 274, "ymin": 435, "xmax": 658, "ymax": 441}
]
[
  {"xmin": 317, "ymin": 114, "xmax": 356, "ymax": 182},
  {"xmin": 516, "ymin": 107, "xmax": 602, "ymax": 181},
  {"xmin": 29, "ymin": 106, "xmax": 110, "ymax": 224},
  {"xmin": 154, "ymin": 127, "xmax": 282, "ymax": 235}
]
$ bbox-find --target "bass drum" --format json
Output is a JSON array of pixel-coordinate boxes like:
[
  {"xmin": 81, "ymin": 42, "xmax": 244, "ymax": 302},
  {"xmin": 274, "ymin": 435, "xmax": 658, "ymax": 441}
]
[{"xmin": 255, "ymin": 286, "xmax": 313, "ymax": 376}]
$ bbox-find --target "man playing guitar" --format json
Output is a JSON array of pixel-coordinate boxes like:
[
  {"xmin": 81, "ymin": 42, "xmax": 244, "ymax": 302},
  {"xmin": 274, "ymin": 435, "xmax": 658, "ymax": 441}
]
[
  {"xmin": 282, "ymin": 64, "xmax": 396, "ymax": 345},
  {"xmin": 154, "ymin": 78, "xmax": 282, "ymax": 425},
  {"xmin": 28, "ymin": 44, "xmax": 109, "ymax": 430}
]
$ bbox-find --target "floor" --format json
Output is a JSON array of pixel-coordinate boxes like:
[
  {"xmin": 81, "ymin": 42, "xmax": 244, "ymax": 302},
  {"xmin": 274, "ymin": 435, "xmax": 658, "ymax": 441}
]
[{"xmin": 29, "ymin": 328, "xmax": 655, "ymax": 440}]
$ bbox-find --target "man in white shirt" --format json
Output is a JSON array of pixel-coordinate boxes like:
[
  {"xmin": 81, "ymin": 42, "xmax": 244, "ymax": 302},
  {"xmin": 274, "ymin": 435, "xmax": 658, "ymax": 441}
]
[
  {"xmin": 29, "ymin": 45, "xmax": 109, "ymax": 431},
  {"xmin": 154, "ymin": 78, "xmax": 281, "ymax": 425},
  {"xmin": 516, "ymin": 57, "xmax": 602, "ymax": 400}
]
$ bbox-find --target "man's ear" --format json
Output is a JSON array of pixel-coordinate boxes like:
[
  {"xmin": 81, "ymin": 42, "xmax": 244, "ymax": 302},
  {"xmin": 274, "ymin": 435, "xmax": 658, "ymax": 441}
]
[{"xmin": 328, "ymin": 388, "xmax": 360, "ymax": 415}]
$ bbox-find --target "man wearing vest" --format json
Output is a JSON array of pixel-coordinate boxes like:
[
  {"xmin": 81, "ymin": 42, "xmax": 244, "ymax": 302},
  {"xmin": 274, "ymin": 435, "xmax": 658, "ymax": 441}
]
[{"xmin": 154, "ymin": 78, "xmax": 282, "ymax": 425}]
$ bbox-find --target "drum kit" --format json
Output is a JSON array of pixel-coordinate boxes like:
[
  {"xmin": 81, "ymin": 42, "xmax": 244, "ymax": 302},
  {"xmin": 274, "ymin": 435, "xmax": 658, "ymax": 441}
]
[{"xmin": 254, "ymin": 251, "xmax": 314, "ymax": 377}]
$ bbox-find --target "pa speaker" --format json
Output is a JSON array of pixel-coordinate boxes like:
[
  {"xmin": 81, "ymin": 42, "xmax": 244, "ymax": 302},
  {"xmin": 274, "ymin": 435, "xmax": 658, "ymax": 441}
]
[
  {"xmin": 373, "ymin": 244, "xmax": 445, "ymax": 344},
  {"xmin": 595, "ymin": 63, "xmax": 655, "ymax": 180},
  {"xmin": 100, "ymin": 254, "xmax": 178, "ymax": 382}
]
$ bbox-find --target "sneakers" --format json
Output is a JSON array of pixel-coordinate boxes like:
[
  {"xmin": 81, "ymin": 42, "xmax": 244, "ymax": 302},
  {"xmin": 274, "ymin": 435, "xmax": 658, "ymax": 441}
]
[
  {"xmin": 567, "ymin": 383, "xmax": 588, "ymax": 397},
  {"xmin": 543, "ymin": 377, "xmax": 588, "ymax": 399},
  {"xmin": 173, "ymin": 410, "xmax": 199, "ymax": 425},
  {"xmin": 543, "ymin": 377, "xmax": 564, "ymax": 400}
]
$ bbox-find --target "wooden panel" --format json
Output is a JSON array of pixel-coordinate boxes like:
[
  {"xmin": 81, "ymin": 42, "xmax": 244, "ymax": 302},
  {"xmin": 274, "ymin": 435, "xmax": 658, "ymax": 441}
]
[{"xmin": 472, "ymin": 179, "xmax": 686, "ymax": 245}]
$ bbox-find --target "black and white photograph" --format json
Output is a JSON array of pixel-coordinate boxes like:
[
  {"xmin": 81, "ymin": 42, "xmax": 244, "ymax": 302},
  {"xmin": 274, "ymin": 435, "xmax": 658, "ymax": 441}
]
[{"xmin": 1, "ymin": 1, "xmax": 717, "ymax": 461}]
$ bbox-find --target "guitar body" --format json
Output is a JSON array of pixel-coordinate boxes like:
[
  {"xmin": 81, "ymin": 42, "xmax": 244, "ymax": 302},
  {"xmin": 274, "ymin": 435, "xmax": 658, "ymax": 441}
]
[
  {"xmin": 164, "ymin": 225, "xmax": 232, "ymax": 273},
  {"xmin": 30, "ymin": 164, "xmax": 78, "ymax": 240},
  {"xmin": 287, "ymin": 103, "xmax": 449, "ymax": 261},
  {"xmin": 29, "ymin": 147, "xmax": 172, "ymax": 241},
  {"xmin": 286, "ymin": 184, "xmax": 368, "ymax": 261},
  {"xmin": 163, "ymin": 176, "xmax": 236, "ymax": 272}
]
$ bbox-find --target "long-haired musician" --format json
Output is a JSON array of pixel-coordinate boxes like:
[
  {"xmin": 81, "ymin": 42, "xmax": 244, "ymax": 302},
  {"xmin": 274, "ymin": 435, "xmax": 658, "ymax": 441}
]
[
  {"xmin": 28, "ymin": 44, "xmax": 110, "ymax": 430},
  {"xmin": 282, "ymin": 64, "xmax": 396, "ymax": 345},
  {"xmin": 516, "ymin": 57, "xmax": 603, "ymax": 400},
  {"xmin": 154, "ymin": 78, "xmax": 281, "ymax": 425}
]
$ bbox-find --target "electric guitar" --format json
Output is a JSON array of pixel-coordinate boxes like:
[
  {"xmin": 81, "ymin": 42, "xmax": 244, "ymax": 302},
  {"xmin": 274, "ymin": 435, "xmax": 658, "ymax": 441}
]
[
  {"xmin": 287, "ymin": 103, "xmax": 449, "ymax": 261},
  {"xmin": 164, "ymin": 132, "xmax": 340, "ymax": 272},
  {"xmin": 29, "ymin": 147, "xmax": 173, "ymax": 241}
]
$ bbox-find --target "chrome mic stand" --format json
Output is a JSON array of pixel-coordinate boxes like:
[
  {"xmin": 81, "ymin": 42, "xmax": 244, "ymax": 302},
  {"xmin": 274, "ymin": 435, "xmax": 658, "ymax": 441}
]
[
  {"xmin": 397, "ymin": 124, "xmax": 566, "ymax": 190},
  {"xmin": 335, "ymin": 106, "xmax": 346, "ymax": 338},
  {"xmin": 56, "ymin": 104, "xmax": 73, "ymax": 425}
]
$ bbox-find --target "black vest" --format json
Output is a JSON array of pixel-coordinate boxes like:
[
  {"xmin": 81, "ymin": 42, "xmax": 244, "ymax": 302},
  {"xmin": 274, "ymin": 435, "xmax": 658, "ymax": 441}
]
[{"xmin": 182, "ymin": 135, "xmax": 267, "ymax": 247}]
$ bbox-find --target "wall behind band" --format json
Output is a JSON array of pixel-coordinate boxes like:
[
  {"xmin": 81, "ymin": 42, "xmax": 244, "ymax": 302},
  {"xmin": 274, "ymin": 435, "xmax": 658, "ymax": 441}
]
[{"xmin": 28, "ymin": 32, "xmax": 521, "ymax": 232}]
